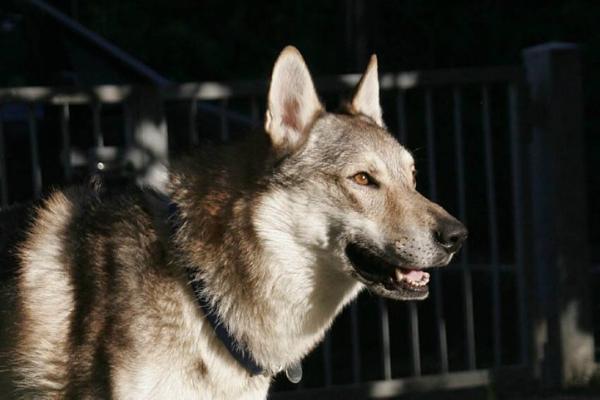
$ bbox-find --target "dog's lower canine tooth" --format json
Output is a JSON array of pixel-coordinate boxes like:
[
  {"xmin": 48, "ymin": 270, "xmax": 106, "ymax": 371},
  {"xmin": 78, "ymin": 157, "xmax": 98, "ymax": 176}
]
[{"xmin": 395, "ymin": 268, "xmax": 405, "ymax": 282}]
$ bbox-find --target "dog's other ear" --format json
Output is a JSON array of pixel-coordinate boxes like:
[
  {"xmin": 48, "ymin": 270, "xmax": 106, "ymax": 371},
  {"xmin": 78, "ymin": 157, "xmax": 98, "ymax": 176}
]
[
  {"xmin": 265, "ymin": 46, "xmax": 323, "ymax": 157},
  {"xmin": 350, "ymin": 55, "xmax": 384, "ymax": 127}
]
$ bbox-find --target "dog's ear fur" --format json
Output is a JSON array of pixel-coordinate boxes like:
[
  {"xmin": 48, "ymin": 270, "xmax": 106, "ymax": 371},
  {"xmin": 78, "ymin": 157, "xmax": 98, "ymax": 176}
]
[
  {"xmin": 265, "ymin": 46, "xmax": 323, "ymax": 157},
  {"xmin": 350, "ymin": 55, "xmax": 384, "ymax": 127}
]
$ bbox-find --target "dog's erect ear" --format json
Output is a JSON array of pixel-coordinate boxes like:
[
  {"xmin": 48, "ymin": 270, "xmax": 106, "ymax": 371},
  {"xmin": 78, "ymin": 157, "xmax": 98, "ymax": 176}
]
[
  {"xmin": 350, "ymin": 55, "xmax": 384, "ymax": 127},
  {"xmin": 265, "ymin": 46, "xmax": 323, "ymax": 156}
]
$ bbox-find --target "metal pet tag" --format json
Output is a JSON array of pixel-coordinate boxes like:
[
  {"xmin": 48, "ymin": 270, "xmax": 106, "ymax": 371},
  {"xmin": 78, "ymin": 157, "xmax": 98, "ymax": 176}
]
[{"xmin": 285, "ymin": 362, "xmax": 302, "ymax": 383}]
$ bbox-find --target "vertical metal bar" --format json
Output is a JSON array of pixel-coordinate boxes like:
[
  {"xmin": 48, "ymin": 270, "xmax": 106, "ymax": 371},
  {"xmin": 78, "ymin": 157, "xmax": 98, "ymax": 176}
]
[
  {"xmin": 508, "ymin": 84, "xmax": 529, "ymax": 365},
  {"xmin": 482, "ymin": 85, "xmax": 502, "ymax": 367},
  {"xmin": 122, "ymin": 103, "xmax": 134, "ymax": 175},
  {"xmin": 424, "ymin": 89, "xmax": 449, "ymax": 373},
  {"xmin": 453, "ymin": 87, "xmax": 477, "ymax": 370},
  {"xmin": 60, "ymin": 104, "xmax": 72, "ymax": 182},
  {"xmin": 28, "ymin": 104, "xmax": 42, "ymax": 198},
  {"xmin": 378, "ymin": 298, "xmax": 392, "ymax": 380},
  {"xmin": 219, "ymin": 99, "xmax": 230, "ymax": 142},
  {"xmin": 424, "ymin": 91, "xmax": 437, "ymax": 201},
  {"xmin": 123, "ymin": 103, "xmax": 134, "ymax": 149},
  {"xmin": 92, "ymin": 102, "xmax": 103, "ymax": 147},
  {"xmin": 250, "ymin": 96, "xmax": 260, "ymax": 126},
  {"xmin": 322, "ymin": 334, "xmax": 333, "ymax": 386},
  {"xmin": 349, "ymin": 302, "xmax": 361, "ymax": 382},
  {"xmin": 0, "ymin": 107, "xmax": 8, "ymax": 207},
  {"xmin": 396, "ymin": 90, "xmax": 408, "ymax": 144},
  {"xmin": 408, "ymin": 302, "xmax": 421, "ymax": 376},
  {"xmin": 189, "ymin": 99, "xmax": 198, "ymax": 146}
]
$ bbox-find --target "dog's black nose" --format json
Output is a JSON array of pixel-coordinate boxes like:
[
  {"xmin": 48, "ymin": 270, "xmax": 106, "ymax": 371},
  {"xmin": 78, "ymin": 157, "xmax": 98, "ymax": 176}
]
[{"xmin": 434, "ymin": 219, "xmax": 468, "ymax": 253}]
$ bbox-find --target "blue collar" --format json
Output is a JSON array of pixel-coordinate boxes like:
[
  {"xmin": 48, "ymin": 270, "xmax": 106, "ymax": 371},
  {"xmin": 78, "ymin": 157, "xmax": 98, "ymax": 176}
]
[{"xmin": 163, "ymin": 197, "xmax": 265, "ymax": 377}]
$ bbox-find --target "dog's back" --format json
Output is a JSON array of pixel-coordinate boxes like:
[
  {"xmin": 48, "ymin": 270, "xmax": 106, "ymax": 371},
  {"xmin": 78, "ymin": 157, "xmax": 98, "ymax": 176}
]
[
  {"xmin": 0, "ymin": 203, "xmax": 36, "ymax": 396},
  {"xmin": 1, "ymin": 185, "xmax": 175, "ymax": 398}
]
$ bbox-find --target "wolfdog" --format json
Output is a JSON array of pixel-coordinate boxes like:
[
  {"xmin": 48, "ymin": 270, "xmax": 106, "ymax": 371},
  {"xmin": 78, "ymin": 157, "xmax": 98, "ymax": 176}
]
[{"xmin": 0, "ymin": 46, "xmax": 466, "ymax": 399}]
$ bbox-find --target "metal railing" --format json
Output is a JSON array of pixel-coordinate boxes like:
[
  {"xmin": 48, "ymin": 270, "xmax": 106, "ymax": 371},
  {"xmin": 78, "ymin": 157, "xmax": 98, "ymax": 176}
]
[
  {"xmin": 0, "ymin": 65, "xmax": 527, "ymax": 396},
  {"xmin": 0, "ymin": 43, "xmax": 593, "ymax": 396}
]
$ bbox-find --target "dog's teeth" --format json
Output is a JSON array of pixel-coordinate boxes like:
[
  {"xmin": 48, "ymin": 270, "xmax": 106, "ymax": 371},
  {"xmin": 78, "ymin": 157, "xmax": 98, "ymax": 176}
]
[{"xmin": 395, "ymin": 268, "xmax": 405, "ymax": 282}]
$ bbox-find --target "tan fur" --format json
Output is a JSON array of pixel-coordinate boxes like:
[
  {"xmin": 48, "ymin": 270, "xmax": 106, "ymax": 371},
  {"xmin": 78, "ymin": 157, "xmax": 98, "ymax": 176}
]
[{"xmin": 15, "ymin": 191, "xmax": 75, "ymax": 394}]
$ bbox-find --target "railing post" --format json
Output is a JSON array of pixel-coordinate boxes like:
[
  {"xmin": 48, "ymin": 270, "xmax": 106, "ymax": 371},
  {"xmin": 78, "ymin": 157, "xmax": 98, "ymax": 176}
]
[
  {"xmin": 522, "ymin": 43, "xmax": 595, "ymax": 388},
  {"xmin": 127, "ymin": 86, "xmax": 169, "ymax": 192}
]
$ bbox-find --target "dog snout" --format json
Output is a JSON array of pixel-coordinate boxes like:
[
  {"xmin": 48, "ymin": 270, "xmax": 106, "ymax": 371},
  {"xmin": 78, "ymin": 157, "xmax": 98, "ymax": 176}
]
[{"xmin": 433, "ymin": 218, "xmax": 468, "ymax": 253}]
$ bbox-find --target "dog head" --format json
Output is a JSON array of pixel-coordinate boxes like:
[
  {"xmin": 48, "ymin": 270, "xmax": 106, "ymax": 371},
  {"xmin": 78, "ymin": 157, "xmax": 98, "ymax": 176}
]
[{"xmin": 261, "ymin": 47, "xmax": 466, "ymax": 301}]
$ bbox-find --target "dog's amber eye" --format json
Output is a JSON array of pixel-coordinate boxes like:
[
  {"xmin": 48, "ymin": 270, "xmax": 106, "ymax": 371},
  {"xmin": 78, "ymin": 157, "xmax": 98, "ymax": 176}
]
[{"xmin": 353, "ymin": 172, "xmax": 373, "ymax": 186}]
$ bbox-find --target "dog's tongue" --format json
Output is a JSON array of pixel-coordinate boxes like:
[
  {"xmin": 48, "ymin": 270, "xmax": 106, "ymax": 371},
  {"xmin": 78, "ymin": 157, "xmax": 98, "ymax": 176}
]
[
  {"xmin": 395, "ymin": 267, "xmax": 430, "ymax": 285},
  {"xmin": 403, "ymin": 269, "xmax": 425, "ymax": 282}
]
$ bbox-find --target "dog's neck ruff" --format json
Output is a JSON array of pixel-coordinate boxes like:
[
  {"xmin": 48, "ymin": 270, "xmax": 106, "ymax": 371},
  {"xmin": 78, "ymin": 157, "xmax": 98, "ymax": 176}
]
[
  {"xmin": 164, "ymin": 198, "xmax": 265, "ymax": 377},
  {"xmin": 186, "ymin": 269, "xmax": 265, "ymax": 376}
]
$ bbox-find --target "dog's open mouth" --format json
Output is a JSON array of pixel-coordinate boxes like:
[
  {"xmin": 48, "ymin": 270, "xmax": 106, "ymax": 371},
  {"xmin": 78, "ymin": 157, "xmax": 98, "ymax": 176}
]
[{"xmin": 345, "ymin": 243, "xmax": 430, "ymax": 300}]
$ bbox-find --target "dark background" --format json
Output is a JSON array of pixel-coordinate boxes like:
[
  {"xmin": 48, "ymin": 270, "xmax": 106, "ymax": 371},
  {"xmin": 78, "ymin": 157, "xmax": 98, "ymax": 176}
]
[{"xmin": 2, "ymin": 0, "xmax": 598, "ymax": 253}]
